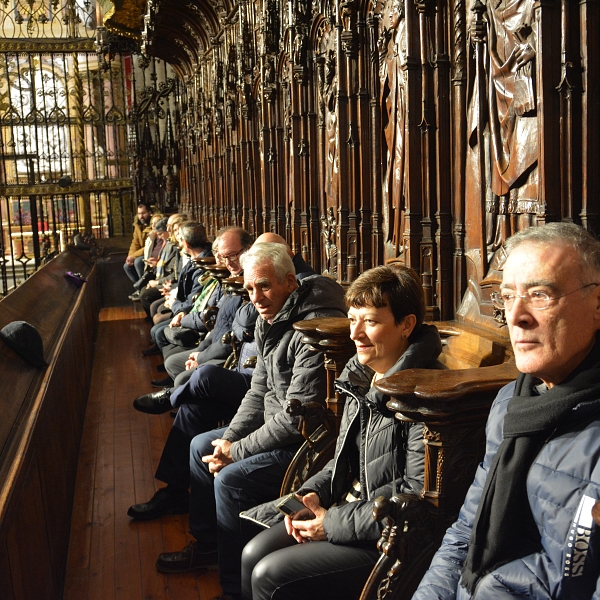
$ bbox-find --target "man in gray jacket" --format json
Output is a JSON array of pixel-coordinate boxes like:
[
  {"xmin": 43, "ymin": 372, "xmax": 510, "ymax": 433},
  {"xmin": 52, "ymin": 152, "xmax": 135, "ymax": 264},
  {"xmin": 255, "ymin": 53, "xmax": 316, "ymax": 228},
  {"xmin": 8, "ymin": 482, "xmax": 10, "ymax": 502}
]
[{"xmin": 155, "ymin": 243, "xmax": 347, "ymax": 600}]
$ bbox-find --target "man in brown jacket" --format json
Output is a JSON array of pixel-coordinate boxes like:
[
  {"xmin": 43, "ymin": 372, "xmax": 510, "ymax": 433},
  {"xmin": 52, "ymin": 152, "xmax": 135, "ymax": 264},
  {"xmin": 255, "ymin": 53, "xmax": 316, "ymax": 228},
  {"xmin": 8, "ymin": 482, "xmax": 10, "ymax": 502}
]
[{"xmin": 123, "ymin": 202, "xmax": 152, "ymax": 284}]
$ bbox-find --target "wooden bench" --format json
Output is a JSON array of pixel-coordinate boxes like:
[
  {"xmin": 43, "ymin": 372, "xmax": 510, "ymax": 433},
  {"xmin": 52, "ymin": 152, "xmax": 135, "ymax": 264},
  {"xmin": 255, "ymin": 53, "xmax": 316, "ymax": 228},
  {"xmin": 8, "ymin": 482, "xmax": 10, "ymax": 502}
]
[{"xmin": 0, "ymin": 247, "xmax": 99, "ymax": 600}]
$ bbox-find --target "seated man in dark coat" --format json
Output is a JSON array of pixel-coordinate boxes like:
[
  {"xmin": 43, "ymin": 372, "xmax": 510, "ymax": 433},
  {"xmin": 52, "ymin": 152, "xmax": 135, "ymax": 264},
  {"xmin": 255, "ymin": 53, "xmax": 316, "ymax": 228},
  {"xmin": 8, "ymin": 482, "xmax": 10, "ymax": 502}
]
[
  {"xmin": 414, "ymin": 223, "xmax": 600, "ymax": 599},
  {"xmin": 154, "ymin": 243, "xmax": 347, "ymax": 600},
  {"xmin": 145, "ymin": 221, "xmax": 213, "ymax": 354}
]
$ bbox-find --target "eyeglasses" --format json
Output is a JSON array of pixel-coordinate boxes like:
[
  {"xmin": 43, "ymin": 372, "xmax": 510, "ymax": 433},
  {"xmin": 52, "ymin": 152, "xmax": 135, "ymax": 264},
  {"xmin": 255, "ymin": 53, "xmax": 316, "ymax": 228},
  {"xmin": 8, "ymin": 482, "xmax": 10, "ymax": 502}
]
[
  {"xmin": 219, "ymin": 248, "xmax": 244, "ymax": 263},
  {"xmin": 491, "ymin": 283, "xmax": 600, "ymax": 311}
]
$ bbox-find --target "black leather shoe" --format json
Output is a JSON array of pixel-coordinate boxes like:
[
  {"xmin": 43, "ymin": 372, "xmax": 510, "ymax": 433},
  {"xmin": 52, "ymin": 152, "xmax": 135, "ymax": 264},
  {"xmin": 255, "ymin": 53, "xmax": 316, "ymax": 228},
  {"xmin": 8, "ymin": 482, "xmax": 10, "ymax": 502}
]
[
  {"xmin": 156, "ymin": 541, "xmax": 218, "ymax": 573},
  {"xmin": 133, "ymin": 388, "xmax": 172, "ymax": 414},
  {"xmin": 127, "ymin": 487, "xmax": 189, "ymax": 520},
  {"xmin": 142, "ymin": 344, "xmax": 161, "ymax": 356},
  {"xmin": 151, "ymin": 376, "xmax": 173, "ymax": 388}
]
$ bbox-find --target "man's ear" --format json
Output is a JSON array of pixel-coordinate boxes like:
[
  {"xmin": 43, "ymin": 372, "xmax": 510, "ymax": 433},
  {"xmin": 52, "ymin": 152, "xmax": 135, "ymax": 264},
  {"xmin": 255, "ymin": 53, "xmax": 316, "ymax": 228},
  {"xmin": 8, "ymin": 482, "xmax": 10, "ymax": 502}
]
[
  {"xmin": 287, "ymin": 272, "xmax": 297, "ymax": 289},
  {"xmin": 592, "ymin": 284, "xmax": 600, "ymax": 324}
]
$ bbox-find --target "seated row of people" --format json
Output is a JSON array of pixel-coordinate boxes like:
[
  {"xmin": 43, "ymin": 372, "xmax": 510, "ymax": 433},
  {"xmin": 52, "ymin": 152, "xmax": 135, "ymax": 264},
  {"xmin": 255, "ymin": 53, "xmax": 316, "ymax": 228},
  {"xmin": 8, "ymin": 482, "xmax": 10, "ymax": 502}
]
[
  {"xmin": 131, "ymin": 228, "xmax": 444, "ymax": 599},
  {"xmin": 131, "ymin": 222, "xmax": 600, "ymax": 600}
]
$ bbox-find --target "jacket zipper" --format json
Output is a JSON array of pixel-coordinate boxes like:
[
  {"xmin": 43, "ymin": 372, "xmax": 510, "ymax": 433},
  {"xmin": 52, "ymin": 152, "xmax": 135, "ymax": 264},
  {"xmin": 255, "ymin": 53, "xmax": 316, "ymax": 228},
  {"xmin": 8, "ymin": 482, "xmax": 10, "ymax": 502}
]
[
  {"xmin": 329, "ymin": 387, "xmax": 359, "ymax": 496},
  {"xmin": 364, "ymin": 403, "xmax": 373, "ymax": 500}
]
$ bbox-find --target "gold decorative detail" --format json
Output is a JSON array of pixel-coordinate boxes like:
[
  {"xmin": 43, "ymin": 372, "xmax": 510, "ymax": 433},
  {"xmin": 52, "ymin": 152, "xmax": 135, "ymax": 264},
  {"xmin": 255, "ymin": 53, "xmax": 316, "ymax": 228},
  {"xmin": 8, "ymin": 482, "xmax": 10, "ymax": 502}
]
[
  {"xmin": 0, "ymin": 40, "xmax": 95, "ymax": 52},
  {"xmin": 0, "ymin": 179, "xmax": 134, "ymax": 196},
  {"xmin": 104, "ymin": 0, "xmax": 147, "ymax": 40}
]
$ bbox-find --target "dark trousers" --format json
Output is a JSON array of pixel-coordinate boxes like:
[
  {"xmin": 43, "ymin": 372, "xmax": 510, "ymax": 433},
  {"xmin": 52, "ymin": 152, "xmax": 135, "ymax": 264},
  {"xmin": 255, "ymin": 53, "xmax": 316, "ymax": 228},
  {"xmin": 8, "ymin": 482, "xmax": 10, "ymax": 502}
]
[
  {"xmin": 241, "ymin": 521, "xmax": 379, "ymax": 600},
  {"xmin": 189, "ymin": 429, "xmax": 297, "ymax": 597},
  {"xmin": 155, "ymin": 364, "xmax": 253, "ymax": 490},
  {"xmin": 140, "ymin": 286, "xmax": 163, "ymax": 317},
  {"xmin": 165, "ymin": 346, "xmax": 195, "ymax": 381}
]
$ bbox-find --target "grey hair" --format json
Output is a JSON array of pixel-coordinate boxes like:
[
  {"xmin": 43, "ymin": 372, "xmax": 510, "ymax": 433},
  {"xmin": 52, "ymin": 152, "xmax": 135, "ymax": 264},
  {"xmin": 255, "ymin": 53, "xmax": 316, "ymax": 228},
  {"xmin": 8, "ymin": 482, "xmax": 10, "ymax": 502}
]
[
  {"xmin": 240, "ymin": 242, "xmax": 296, "ymax": 282},
  {"xmin": 504, "ymin": 222, "xmax": 600, "ymax": 283}
]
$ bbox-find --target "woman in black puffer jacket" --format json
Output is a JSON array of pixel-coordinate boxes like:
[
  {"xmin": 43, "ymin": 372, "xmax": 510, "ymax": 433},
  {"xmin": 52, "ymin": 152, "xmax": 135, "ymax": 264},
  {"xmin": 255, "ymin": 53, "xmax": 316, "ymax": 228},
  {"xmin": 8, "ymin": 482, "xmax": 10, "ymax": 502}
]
[{"xmin": 240, "ymin": 264, "xmax": 443, "ymax": 600}]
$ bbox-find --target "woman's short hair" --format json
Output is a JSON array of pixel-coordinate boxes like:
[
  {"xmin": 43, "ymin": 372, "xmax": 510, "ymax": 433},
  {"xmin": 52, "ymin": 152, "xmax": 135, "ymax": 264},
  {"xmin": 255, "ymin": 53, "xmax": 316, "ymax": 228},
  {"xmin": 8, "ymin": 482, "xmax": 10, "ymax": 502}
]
[
  {"xmin": 240, "ymin": 242, "xmax": 296, "ymax": 282},
  {"xmin": 345, "ymin": 264, "xmax": 425, "ymax": 330}
]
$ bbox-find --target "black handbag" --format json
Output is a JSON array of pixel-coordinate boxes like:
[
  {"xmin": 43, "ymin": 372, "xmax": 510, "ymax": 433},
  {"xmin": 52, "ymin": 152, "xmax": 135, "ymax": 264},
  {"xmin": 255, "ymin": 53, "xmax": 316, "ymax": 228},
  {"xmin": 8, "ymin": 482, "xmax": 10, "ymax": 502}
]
[{"xmin": 163, "ymin": 325, "xmax": 201, "ymax": 347}]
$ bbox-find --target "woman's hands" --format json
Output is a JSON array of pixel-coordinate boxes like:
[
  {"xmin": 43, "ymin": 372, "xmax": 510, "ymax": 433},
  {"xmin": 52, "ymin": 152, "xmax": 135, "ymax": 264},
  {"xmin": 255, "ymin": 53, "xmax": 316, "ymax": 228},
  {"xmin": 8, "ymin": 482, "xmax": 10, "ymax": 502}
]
[{"xmin": 285, "ymin": 492, "xmax": 328, "ymax": 543}]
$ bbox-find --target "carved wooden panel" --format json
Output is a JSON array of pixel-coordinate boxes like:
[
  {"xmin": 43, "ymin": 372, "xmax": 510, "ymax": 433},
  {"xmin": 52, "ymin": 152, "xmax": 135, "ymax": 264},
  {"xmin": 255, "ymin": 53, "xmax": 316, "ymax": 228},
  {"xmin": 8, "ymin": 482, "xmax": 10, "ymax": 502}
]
[{"xmin": 139, "ymin": 0, "xmax": 600, "ymax": 330}]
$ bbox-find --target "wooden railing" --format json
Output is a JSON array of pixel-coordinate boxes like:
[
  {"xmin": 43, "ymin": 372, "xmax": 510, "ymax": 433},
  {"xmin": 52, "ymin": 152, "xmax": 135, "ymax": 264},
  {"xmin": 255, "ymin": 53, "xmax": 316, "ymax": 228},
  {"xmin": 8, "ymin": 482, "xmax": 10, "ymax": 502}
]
[{"xmin": 0, "ymin": 247, "xmax": 99, "ymax": 600}]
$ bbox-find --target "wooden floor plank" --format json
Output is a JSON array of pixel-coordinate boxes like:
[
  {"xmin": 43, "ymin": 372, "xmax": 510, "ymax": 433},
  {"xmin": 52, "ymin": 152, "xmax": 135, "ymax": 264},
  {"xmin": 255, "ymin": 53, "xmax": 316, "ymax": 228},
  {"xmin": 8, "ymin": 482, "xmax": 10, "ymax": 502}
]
[{"xmin": 63, "ymin": 306, "xmax": 220, "ymax": 600}]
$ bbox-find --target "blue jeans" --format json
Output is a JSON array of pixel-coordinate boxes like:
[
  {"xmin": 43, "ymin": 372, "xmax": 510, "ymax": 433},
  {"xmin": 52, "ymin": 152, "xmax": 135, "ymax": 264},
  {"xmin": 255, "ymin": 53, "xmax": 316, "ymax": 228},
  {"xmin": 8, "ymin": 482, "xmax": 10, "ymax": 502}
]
[
  {"xmin": 150, "ymin": 319, "xmax": 170, "ymax": 348},
  {"xmin": 154, "ymin": 364, "xmax": 253, "ymax": 490},
  {"xmin": 123, "ymin": 256, "xmax": 145, "ymax": 283},
  {"xmin": 189, "ymin": 428, "xmax": 297, "ymax": 596}
]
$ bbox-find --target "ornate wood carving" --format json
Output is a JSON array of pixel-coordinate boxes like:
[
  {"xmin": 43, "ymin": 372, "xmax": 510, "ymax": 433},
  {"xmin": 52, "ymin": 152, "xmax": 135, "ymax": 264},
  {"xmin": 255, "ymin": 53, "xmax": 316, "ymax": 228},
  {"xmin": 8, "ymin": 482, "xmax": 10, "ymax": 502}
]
[{"xmin": 133, "ymin": 0, "xmax": 600, "ymax": 335}]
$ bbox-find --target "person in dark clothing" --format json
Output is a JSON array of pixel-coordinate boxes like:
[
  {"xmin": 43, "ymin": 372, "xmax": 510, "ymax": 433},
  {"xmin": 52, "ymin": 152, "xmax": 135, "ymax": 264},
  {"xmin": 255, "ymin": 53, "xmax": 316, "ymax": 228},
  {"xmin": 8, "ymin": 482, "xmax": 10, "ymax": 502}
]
[
  {"xmin": 128, "ymin": 302, "xmax": 259, "ymax": 521},
  {"xmin": 414, "ymin": 223, "xmax": 600, "ymax": 600},
  {"xmin": 154, "ymin": 243, "xmax": 347, "ymax": 600},
  {"xmin": 140, "ymin": 226, "xmax": 253, "ymax": 381},
  {"xmin": 144, "ymin": 221, "xmax": 213, "ymax": 354},
  {"xmin": 240, "ymin": 264, "xmax": 443, "ymax": 600}
]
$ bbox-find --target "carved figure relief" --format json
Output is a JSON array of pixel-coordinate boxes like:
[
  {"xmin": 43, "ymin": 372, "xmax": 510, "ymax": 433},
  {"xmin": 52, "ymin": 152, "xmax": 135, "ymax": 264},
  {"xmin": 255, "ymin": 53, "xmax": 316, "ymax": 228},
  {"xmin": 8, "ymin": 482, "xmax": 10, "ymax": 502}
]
[
  {"xmin": 293, "ymin": 29, "xmax": 308, "ymax": 66},
  {"xmin": 340, "ymin": 0, "xmax": 354, "ymax": 32},
  {"xmin": 378, "ymin": 0, "xmax": 406, "ymax": 251},
  {"xmin": 321, "ymin": 206, "xmax": 338, "ymax": 277},
  {"xmin": 214, "ymin": 108, "xmax": 224, "ymax": 138},
  {"xmin": 225, "ymin": 97, "xmax": 236, "ymax": 129},
  {"xmin": 466, "ymin": 0, "xmax": 539, "ymax": 262}
]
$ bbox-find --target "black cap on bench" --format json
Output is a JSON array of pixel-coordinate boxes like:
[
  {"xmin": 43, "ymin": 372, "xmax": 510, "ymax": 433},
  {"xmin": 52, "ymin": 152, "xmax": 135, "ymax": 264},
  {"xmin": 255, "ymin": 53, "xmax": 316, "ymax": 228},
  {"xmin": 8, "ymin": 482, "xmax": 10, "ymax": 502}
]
[{"xmin": 0, "ymin": 321, "xmax": 47, "ymax": 368}]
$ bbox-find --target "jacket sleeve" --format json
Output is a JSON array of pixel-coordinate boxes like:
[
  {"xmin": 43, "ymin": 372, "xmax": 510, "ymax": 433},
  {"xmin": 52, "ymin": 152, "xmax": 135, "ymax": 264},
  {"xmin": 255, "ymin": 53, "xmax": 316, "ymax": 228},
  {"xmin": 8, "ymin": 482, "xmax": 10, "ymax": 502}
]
[
  {"xmin": 180, "ymin": 311, "xmax": 208, "ymax": 333},
  {"xmin": 302, "ymin": 422, "xmax": 424, "ymax": 545},
  {"xmin": 222, "ymin": 350, "xmax": 269, "ymax": 446},
  {"xmin": 412, "ymin": 386, "xmax": 513, "ymax": 599},
  {"xmin": 225, "ymin": 331, "xmax": 326, "ymax": 460},
  {"xmin": 172, "ymin": 270, "xmax": 204, "ymax": 315},
  {"xmin": 128, "ymin": 224, "xmax": 143, "ymax": 256},
  {"xmin": 129, "ymin": 223, "xmax": 151, "ymax": 257}
]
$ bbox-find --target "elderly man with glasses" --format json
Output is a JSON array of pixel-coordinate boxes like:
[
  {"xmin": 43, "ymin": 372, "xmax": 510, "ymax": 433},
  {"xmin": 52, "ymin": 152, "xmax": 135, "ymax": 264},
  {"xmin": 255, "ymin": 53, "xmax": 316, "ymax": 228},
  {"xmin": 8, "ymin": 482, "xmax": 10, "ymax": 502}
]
[{"xmin": 414, "ymin": 222, "xmax": 600, "ymax": 600}]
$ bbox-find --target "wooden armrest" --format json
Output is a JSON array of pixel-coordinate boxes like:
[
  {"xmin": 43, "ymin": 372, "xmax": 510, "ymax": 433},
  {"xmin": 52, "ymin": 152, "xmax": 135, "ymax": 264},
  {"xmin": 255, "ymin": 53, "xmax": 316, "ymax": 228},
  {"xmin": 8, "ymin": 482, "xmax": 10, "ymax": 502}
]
[
  {"xmin": 293, "ymin": 316, "xmax": 351, "ymax": 352},
  {"xmin": 205, "ymin": 264, "xmax": 231, "ymax": 280},
  {"xmin": 293, "ymin": 317, "xmax": 355, "ymax": 421},
  {"xmin": 377, "ymin": 361, "xmax": 519, "ymax": 419},
  {"xmin": 242, "ymin": 355, "xmax": 257, "ymax": 369},
  {"xmin": 194, "ymin": 256, "xmax": 216, "ymax": 266},
  {"xmin": 202, "ymin": 305, "xmax": 219, "ymax": 331},
  {"xmin": 223, "ymin": 275, "xmax": 249, "ymax": 298}
]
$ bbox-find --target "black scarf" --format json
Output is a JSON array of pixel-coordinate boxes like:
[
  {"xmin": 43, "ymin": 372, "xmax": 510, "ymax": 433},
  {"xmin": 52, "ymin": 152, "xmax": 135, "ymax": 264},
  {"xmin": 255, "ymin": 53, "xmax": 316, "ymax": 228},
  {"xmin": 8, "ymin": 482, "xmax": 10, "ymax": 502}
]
[{"xmin": 461, "ymin": 334, "xmax": 600, "ymax": 594}]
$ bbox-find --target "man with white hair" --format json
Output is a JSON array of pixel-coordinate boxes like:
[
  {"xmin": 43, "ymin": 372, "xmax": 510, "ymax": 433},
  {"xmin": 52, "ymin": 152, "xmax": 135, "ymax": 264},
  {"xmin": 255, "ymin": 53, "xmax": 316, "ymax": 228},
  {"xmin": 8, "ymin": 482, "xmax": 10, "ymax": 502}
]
[
  {"xmin": 414, "ymin": 222, "xmax": 600, "ymax": 599},
  {"xmin": 155, "ymin": 243, "xmax": 346, "ymax": 600}
]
